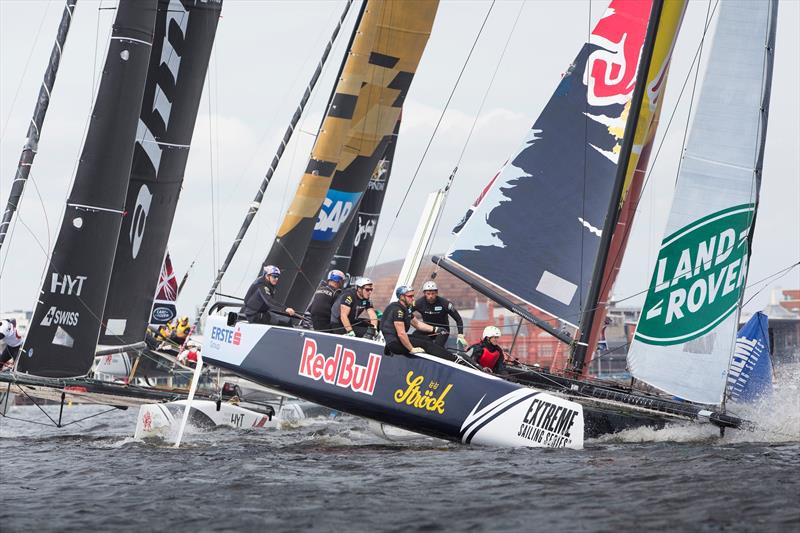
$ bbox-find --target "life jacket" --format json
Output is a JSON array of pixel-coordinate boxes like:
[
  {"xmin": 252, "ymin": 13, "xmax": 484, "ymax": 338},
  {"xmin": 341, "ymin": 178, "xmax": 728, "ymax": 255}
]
[{"xmin": 477, "ymin": 345, "xmax": 501, "ymax": 369}]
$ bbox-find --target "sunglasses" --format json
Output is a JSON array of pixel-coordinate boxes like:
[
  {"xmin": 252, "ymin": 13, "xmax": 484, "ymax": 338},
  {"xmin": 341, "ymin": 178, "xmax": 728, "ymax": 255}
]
[
  {"xmin": 362, "ymin": 287, "xmax": 374, "ymax": 292},
  {"xmin": 405, "ymin": 293, "xmax": 415, "ymax": 299},
  {"xmin": 268, "ymin": 274, "xmax": 280, "ymax": 279}
]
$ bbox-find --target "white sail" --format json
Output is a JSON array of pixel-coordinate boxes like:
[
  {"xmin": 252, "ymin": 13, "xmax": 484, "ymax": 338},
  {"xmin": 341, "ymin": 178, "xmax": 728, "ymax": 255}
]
[
  {"xmin": 627, "ymin": 0, "xmax": 777, "ymax": 404},
  {"xmin": 391, "ymin": 189, "xmax": 445, "ymax": 301}
]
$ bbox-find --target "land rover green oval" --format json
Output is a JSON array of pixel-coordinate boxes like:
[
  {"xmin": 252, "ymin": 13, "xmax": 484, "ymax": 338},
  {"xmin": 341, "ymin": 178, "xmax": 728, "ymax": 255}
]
[{"xmin": 634, "ymin": 204, "xmax": 754, "ymax": 346}]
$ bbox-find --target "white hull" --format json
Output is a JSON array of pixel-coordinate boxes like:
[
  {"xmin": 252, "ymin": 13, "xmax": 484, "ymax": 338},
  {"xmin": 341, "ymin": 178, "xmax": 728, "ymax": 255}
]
[{"xmin": 134, "ymin": 400, "xmax": 277, "ymax": 440}]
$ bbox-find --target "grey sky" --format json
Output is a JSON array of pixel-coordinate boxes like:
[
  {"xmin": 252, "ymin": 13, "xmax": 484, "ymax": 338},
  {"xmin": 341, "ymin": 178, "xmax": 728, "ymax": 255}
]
[{"xmin": 1, "ymin": 0, "xmax": 798, "ymax": 319}]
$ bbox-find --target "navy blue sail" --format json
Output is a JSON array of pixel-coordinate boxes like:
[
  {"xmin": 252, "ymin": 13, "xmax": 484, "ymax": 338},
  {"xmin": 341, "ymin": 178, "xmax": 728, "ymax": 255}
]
[
  {"xmin": 727, "ymin": 312, "xmax": 773, "ymax": 403},
  {"xmin": 18, "ymin": 0, "xmax": 158, "ymax": 378},
  {"xmin": 447, "ymin": 1, "xmax": 652, "ymax": 327}
]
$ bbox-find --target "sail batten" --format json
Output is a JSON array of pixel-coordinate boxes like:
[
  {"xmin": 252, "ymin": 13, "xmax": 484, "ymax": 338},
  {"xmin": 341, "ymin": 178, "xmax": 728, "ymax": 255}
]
[{"xmin": 627, "ymin": 0, "xmax": 778, "ymax": 405}]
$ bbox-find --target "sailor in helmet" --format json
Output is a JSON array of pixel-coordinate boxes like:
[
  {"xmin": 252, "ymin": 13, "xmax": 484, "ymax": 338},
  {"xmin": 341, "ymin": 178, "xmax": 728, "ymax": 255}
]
[
  {"xmin": 0, "ymin": 318, "xmax": 24, "ymax": 369},
  {"xmin": 468, "ymin": 326, "xmax": 506, "ymax": 373},
  {"xmin": 330, "ymin": 276, "xmax": 378, "ymax": 338},
  {"xmin": 307, "ymin": 269, "xmax": 345, "ymax": 331},
  {"xmin": 380, "ymin": 286, "xmax": 455, "ymax": 361},
  {"xmin": 414, "ymin": 280, "xmax": 466, "ymax": 349},
  {"xmin": 241, "ymin": 265, "xmax": 296, "ymax": 326}
]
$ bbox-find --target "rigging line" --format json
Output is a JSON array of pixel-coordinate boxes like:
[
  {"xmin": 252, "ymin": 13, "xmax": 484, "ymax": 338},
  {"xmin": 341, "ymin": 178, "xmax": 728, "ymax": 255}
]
[
  {"xmin": 454, "ymin": 1, "xmax": 524, "ymax": 170},
  {"xmin": 593, "ymin": 0, "xmax": 720, "ymax": 305},
  {"xmin": 0, "ymin": 168, "xmax": 52, "ymax": 278},
  {"xmin": 370, "ymin": 0, "xmax": 496, "ymax": 272},
  {"xmin": 673, "ymin": 0, "xmax": 713, "ymax": 188},
  {"xmin": 236, "ymin": 2, "xmax": 349, "ymax": 290},
  {"xmin": 208, "ymin": 51, "xmax": 219, "ymax": 298},
  {"xmin": 741, "ymin": 261, "xmax": 800, "ymax": 308},
  {"xmin": 0, "ymin": 0, "xmax": 53, "ymax": 143},
  {"xmin": 195, "ymin": 0, "xmax": 356, "ymax": 322},
  {"xmin": 427, "ymin": 1, "xmax": 526, "ymax": 264},
  {"xmin": 578, "ymin": 0, "xmax": 592, "ymax": 322}
]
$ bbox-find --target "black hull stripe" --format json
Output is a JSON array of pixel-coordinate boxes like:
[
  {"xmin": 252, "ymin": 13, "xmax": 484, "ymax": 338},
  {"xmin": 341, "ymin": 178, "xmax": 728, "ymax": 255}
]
[{"xmin": 464, "ymin": 392, "xmax": 539, "ymax": 445}]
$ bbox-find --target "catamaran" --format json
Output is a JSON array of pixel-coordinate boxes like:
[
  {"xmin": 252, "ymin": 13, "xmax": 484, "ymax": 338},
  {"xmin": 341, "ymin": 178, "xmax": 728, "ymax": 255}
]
[{"xmin": 200, "ymin": 0, "xmax": 781, "ymax": 449}]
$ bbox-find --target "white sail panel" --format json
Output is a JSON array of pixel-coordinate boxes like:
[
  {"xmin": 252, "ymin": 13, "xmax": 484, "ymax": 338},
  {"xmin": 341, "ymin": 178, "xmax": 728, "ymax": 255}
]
[{"xmin": 627, "ymin": 0, "xmax": 777, "ymax": 404}]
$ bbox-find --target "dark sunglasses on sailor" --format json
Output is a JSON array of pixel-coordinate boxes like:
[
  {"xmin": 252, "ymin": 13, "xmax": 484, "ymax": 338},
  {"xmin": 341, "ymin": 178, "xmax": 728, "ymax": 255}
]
[{"xmin": 362, "ymin": 286, "xmax": 374, "ymax": 292}]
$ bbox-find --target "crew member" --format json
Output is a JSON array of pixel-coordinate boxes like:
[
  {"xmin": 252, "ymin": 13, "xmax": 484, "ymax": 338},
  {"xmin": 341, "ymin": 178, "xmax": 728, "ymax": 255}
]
[
  {"xmin": 0, "ymin": 318, "xmax": 24, "ymax": 368},
  {"xmin": 307, "ymin": 269, "xmax": 344, "ymax": 331},
  {"xmin": 381, "ymin": 286, "xmax": 454, "ymax": 361},
  {"xmin": 242, "ymin": 265, "xmax": 295, "ymax": 326},
  {"xmin": 330, "ymin": 277, "xmax": 378, "ymax": 337},
  {"xmin": 414, "ymin": 280, "xmax": 466, "ymax": 349},
  {"xmin": 173, "ymin": 316, "xmax": 191, "ymax": 342},
  {"xmin": 468, "ymin": 326, "xmax": 505, "ymax": 373}
]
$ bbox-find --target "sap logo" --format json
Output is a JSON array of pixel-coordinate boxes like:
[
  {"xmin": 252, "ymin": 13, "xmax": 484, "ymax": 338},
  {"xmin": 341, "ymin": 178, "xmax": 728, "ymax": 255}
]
[
  {"xmin": 129, "ymin": 185, "xmax": 152, "ymax": 259},
  {"xmin": 40, "ymin": 306, "xmax": 80, "ymax": 327},
  {"xmin": 298, "ymin": 338, "xmax": 380, "ymax": 395},
  {"xmin": 50, "ymin": 273, "xmax": 87, "ymax": 296},
  {"xmin": 312, "ymin": 189, "xmax": 361, "ymax": 242},
  {"xmin": 152, "ymin": 306, "xmax": 175, "ymax": 322},
  {"xmin": 210, "ymin": 326, "xmax": 241, "ymax": 346}
]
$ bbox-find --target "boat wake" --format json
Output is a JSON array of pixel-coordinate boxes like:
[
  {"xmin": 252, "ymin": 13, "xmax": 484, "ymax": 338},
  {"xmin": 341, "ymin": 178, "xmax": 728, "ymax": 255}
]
[{"xmin": 595, "ymin": 370, "xmax": 800, "ymax": 445}]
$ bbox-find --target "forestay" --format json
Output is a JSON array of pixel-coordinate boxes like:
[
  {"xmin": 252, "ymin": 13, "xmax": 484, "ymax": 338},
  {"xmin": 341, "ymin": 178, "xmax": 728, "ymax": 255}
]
[
  {"xmin": 627, "ymin": 0, "xmax": 778, "ymax": 404},
  {"xmin": 446, "ymin": 0, "xmax": 653, "ymax": 328}
]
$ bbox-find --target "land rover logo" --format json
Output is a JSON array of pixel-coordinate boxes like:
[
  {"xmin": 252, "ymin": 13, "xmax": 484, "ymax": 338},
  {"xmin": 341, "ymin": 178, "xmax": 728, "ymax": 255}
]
[
  {"xmin": 635, "ymin": 204, "xmax": 754, "ymax": 346},
  {"xmin": 153, "ymin": 306, "xmax": 175, "ymax": 322}
]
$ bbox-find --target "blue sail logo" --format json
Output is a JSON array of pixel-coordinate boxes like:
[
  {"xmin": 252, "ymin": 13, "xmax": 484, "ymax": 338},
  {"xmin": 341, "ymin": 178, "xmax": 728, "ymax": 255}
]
[{"xmin": 312, "ymin": 189, "xmax": 361, "ymax": 242}]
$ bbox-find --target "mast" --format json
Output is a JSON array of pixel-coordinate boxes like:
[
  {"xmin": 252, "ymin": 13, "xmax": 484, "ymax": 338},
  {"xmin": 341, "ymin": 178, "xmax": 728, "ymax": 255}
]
[
  {"xmin": 569, "ymin": 0, "xmax": 665, "ymax": 374},
  {"xmin": 0, "ymin": 0, "xmax": 78, "ymax": 253},
  {"xmin": 100, "ymin": 0, "xmax": 223, "ymax": 346},
  {"xmin": 17, "ymin": 0, "xmax": 158, "ymax": 378},
  {"xmin": 194, "ymin": 0, "xmax": 355, "ymax": 322}
]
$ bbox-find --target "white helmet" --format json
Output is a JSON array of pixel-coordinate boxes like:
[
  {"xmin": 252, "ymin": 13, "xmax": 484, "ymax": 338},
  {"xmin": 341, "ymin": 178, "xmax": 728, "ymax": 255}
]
[
  {"xmin": 482, "ymin": 326, "xmax": 502, "ymax": 339},
  {"xmin": 355, "ymin": 276, "xmax": 373, "ymax": 288},
  {"xmin": 422, "ymin": 280, "xmax": 438, "ymax": 292}
]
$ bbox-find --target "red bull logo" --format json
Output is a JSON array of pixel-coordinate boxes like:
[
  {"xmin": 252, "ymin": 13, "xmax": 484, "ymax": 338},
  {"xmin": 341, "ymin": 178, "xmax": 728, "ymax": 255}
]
[
  {"xmin": 298, "ymin": 338, "xmax": 381, "ymax": 395},
  {"xmin": 584, "ymin": 0, "xmax": 650, "ymax": 106}
]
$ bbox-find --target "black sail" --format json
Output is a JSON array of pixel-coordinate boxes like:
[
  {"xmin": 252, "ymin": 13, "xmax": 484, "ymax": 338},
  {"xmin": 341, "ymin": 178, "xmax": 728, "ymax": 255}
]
[
  {"xmin": 18, "ymin": 0, "xmax": 157, "ymax": 378},
  {"xmin": 333, "ymin": 117, "xmax": 400, "ymax": 277},
  {"xmin": 100, "ymin": 0, "xmax": 222, "ymax": 346},
  {"xmin": 264, "ymin": 1, "xmax": 438, "ymax": 310}
]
